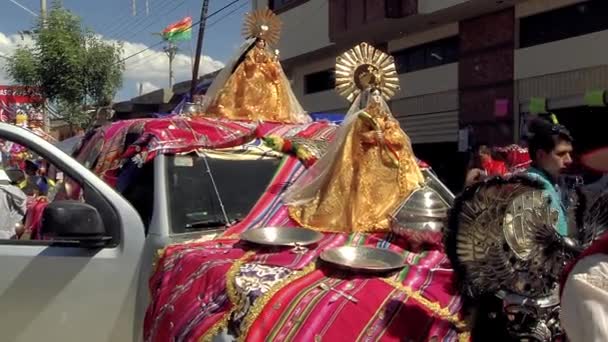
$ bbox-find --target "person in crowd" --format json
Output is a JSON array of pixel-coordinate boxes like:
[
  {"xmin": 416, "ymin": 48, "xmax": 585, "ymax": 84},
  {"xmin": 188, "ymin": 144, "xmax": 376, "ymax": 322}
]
[
  {"xmin": 464, "ymin": 144, "xmax": 508, "ymax": 187},
  {"xmin": 561, "ymin": 146, "xmax": 608, "ymax": 342},
  {"xmin": 0, "ymin": 168, "xmax": 27, "ymax": 239},
  {"xmin": 24, "ymin": 159, "xmax": 54, "ymax": 196},
  {"xmin": 524, "ymin": 118, "xmax": 574, "ymax": 236},
  {"xmin": 5, "ymin": 166, "xmax": 40, "ymax": 197}
]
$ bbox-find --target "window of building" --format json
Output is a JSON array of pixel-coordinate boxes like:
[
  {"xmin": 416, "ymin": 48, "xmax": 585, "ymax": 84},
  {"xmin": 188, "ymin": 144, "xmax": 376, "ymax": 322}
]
[
  {"xmin": 520, "ymin": 0, "xmax": 608, "ymax": 48},
  {"xmin": 269, "ymin": 0, "xmax": 308, "ymax": 12},
  {"xmin": 304, "ymin": 68, "xmax": 335, "ymax": 94},
  {"xmin": 393, "ymin": 37, "xmax": 459, "ymax": 74}
]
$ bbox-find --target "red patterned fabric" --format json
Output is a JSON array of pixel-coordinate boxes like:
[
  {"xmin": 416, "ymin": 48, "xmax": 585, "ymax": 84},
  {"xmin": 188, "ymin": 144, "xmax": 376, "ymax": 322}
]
[
  {"xmin": 145, "ymin": 229, "xmax": 466, "ymax": 341},
  {"xmin": 493, "ymin": 144, "xmax": 531, "ymax": 172},
  {"xmin": 22, "ymin": 196, "xmax": 49, "ymax": 240},
  {"xmin": 482, "ymin": 158, "xmax": 508, "ymax": 176},
  {"xmin": 88, "ymin": 116, "xmax": 462, "ymax": 341},
  {"xmin": 144, "ymin": 138, "xmax": 466, "ymax": 341}
]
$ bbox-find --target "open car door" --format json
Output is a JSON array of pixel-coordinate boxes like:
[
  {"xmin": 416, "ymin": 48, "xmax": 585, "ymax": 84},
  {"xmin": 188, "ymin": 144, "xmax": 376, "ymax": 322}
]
[{"xmin": 0, "ymin": 123, "xmax": 145, "ymax": 342}]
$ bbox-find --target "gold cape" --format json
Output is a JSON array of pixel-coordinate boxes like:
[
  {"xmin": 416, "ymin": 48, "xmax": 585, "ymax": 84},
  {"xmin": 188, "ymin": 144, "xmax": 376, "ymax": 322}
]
[
  {"xmin": 205, "ymin": 44, "xmax": 296, "ymax": 122},
  {"xmin": 288, "ymin": 102, "xmax": 424, "ymax": 233}
]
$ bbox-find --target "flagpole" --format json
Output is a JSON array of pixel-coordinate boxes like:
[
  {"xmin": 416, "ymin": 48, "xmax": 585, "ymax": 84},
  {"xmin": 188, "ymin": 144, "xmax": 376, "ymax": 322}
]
[{"xmin": 190, "ymin": 0, "xmax": 210, "ymax": 100}]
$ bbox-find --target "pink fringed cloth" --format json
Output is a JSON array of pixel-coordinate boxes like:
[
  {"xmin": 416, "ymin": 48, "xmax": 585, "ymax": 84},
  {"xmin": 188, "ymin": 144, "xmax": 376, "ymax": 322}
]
[
  {"xmin": 144, "ymin": 153, "xmax": 469, "ymax": 342},
  {"xmin": 145, "ymin": 230, "xmax": 468, "ymax": 341}
]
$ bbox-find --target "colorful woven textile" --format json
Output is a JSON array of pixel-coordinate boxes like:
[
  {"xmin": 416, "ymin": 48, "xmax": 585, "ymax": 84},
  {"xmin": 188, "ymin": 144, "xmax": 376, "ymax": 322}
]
[
  {"xmin": 145, "ymin": 228, "xmax": 467, "ymax": 341},
  {"xmin": 76, "ymin": 118, "xmax": 337, "ymax": 187},
  {"xmin": 145, "ymin": 156, "xmax": 468, "ymax": 341}
]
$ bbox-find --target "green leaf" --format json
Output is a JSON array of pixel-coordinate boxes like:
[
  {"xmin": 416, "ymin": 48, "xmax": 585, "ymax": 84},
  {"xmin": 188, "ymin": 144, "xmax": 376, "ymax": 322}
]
[{"xmin": 4, "ymin": 0, "xmax": 124, "ymax": 129}]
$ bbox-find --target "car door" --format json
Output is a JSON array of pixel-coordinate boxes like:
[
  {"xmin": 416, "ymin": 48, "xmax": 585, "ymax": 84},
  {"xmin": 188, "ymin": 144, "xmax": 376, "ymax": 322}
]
[{"xmin": 0, "ymin": 123, "xmax": 145, "ymax": 342}]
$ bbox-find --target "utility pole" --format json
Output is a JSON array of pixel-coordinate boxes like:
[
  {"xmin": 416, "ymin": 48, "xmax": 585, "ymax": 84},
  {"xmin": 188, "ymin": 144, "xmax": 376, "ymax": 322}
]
[
  {"xmin": 41, "ymin": 0, "xmax": 49, "ymax": 132},
  {"xmin": 164, "ymin": 43, "xmax": 178, "ymax": 88},
  {"xmin": 40, "ymin": 0, "xmax": 46, "ymax": 19},
  {"xmin": 189, "ymin": 0, "xmax": 210, "ymax": 99}
]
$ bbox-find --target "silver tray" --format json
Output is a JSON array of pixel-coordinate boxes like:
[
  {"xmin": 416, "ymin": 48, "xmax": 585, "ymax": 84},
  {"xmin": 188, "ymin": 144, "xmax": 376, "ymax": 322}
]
[
  {"xmin": 240, "ymin": 227, "xmax": 323, "ymax": 247},
  {"xmin": 320, "ymin": 246, "xmax": 406, "ymax": 273}
]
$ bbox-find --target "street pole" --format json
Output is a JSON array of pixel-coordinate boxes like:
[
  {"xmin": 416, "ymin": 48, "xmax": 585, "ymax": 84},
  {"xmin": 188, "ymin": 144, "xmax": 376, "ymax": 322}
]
[
  {"xmin": 41, "ymin": 0, "xmax": 49, "ymax": 132},
  {"xmin": 40, "ymin": 0, "xmax": 46, "ymax": 15},
  {"xmin": 189, "ymin": 0, "xmax": 210, "ymax": 100},
  {"xmin": 164, "ymin": 43, "xmax": 178, "ymax": 88}
]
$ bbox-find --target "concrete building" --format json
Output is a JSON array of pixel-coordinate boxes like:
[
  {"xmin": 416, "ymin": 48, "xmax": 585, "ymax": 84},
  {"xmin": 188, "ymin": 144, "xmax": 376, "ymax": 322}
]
[{"xmin": 254, "ymin": 0, "xmax": 608, "ymax": 189}]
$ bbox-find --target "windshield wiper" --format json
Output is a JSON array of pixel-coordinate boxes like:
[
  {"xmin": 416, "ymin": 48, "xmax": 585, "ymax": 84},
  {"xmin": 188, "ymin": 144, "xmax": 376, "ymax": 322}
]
[
  {"xmin": 185, "ymin": 220, "xmax": 227, "ymax": 229},
  {"xmin": 185, "ymin": 216, "xmax": 244, "ymax": 230}
]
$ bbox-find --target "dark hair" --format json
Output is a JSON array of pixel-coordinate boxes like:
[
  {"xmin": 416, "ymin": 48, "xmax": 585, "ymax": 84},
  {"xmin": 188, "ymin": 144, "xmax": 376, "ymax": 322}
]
[
  {"xmin": 527, "ymin": 118, "xmax": 573, "ymax": 161},
  {"xmin": 477, "ymin": 145, "xmax": 491, "ymax": 155}
]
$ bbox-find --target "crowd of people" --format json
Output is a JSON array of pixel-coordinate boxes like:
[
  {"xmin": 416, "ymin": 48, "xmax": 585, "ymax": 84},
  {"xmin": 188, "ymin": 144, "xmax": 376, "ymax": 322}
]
[
  {"xmin": 0, "ymin": 148, "xmax": 60, "ymax": 239},
  {"xmin": 457, "ymin": 116, "xmax": 608, "ymax": 341}
]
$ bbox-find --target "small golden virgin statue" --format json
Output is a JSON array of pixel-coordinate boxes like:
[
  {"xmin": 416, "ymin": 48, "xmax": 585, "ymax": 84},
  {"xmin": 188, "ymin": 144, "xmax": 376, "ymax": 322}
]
[
  {"xmin": 283, "ymin": 43, "xmax": 424, "ymax": 233},
  {"xmin": 201, "ymin": 8, "xmax": 310, "ymax": 123}
]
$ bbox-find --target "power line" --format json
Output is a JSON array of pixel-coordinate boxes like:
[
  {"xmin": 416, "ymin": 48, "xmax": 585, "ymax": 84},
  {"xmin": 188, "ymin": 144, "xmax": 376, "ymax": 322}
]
[
  {"xmin": 120, "ymin": 0, "xmax": 189, "ymax": 42},
  {"xmin": 105, "ymin": 0, "xmax": 174, "ymax": 39},
  {"xmin": 206, "ymin": 0, "xmax": 248, "ymax": 28},
  {"xmin": 117, "ymin": 0, "xmax": 244, "ymax": 65},
  {"xmin": 7, "ymin": 0, "xmax": 38, "ymax": 17},
  {"xmin": 98, "ymin": 0, "xmax": 158, "ymax": 37}
]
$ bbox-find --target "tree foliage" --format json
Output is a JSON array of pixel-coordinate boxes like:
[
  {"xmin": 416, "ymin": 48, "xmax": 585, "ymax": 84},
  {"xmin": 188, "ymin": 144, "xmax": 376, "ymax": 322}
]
[{"xmin": 5, "ymin": 1, "xmax": 124, "ymax": 128}]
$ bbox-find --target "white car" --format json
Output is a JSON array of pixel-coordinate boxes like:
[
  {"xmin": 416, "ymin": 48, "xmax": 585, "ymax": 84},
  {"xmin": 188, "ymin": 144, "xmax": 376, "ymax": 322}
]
[
  {"xmin": 0, "ymin": 122, "xmax": 146, "ymax": 341},
  {"xmin": 0, "ymin": 122, "xmax": 282, "ymax": 341}
]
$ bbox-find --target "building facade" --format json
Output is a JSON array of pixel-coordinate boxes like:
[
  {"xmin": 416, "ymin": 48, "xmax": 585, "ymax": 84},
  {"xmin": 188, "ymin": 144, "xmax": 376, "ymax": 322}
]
[{"xmin": 253, "ymin": 0, "xmax": 608, "ymax": 189}]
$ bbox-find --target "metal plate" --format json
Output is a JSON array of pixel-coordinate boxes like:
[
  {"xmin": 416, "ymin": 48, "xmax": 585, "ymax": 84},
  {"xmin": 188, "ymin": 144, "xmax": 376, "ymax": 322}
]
[
  {"xmin": 240, "ymin": 227, "xmax": 323, "ymax": 247},
  {"xmin": 320, "ymin": 246, "xmax": 406, "ymax": 273}
]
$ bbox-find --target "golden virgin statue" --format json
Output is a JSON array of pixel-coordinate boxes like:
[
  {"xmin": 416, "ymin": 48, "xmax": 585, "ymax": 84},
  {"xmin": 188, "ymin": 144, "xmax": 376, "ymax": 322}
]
[
  {"xmin": 284, "ymin": 43, "xmax": 424, "ymax": 233},
  {"xmin": 201, "ymin": 9, "xmax": 310, "ymax": 123}
]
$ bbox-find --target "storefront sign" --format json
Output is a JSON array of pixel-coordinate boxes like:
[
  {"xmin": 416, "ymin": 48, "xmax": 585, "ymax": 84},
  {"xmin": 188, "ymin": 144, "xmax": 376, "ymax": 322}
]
[
  {"xmin": 0, "ymin": 86, "xmax": 44, "ymax": 126},
  {"xmin": 529, "ymin": 97, "xmax": 547, "ymax": 115},
  {"xmin": 584, "ymin": 89, "xmax": 606, "ymax": 107},
  {"xmin": 495, "ymin": 98, "xmax": 509, "ymax": 118}
]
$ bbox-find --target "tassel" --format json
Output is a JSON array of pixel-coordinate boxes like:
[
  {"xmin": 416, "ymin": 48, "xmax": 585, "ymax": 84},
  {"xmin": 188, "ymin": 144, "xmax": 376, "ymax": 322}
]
[{"xmin": 549, "ymin": 113, "xmax": 559, "ymax": 124}]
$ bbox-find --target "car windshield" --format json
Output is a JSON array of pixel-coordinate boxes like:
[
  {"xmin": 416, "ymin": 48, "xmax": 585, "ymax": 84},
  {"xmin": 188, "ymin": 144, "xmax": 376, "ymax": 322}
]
[{"xmin": 166, "ymin": 154, "xmax": 282, "ymax": 234}]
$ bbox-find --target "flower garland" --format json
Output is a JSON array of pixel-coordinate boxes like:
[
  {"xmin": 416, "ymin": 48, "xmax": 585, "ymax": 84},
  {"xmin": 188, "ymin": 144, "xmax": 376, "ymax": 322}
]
[{"xmin": 263, "ymin": 135, "xmax": 317, "ymax": 167}]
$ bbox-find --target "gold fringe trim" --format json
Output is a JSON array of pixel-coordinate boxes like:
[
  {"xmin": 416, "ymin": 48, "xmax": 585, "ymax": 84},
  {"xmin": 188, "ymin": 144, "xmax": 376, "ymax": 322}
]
[
  {"xmin": 458, "ymin": 331, "xmax": 471, "ymax": 342},
  {"xmin": 151, "ymin": 245, "xmax": 168, "ymax": 272},
  {"xmin": 151, "ymin": 234, "xmax": 242, "ymax": 272},
  {"xmin": 287, "ymin": 205, "xmax": 390, "ymax": 234},
  {"xmin": 381, "ymin": 278, "xmax": 470, "ymax": 332},
  {"xmin": 199, "ymin": 251, "xmax": 255, "ymax": 342},
  {"xmin": 237, "ymin": 262, "xmax": 318, "ymax": 342}
]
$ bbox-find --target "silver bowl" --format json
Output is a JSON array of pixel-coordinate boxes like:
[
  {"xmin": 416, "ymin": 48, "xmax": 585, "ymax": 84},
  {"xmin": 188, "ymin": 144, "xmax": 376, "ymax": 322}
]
[
  {"xmin": 240, "ymin": 226, "xmax": 323, "ymax": 247},
  {"xmin": 320, "ymin": 246, "xmax": 406, "ymax": 273}
]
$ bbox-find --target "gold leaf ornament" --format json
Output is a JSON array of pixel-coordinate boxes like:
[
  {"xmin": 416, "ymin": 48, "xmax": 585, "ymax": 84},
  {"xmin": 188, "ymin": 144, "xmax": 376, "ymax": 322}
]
[
  {"xmin": 242, "ymin": 8, "xmax": 282, "ymax": 46},
  {"xmin": 335, "ymin": 42, "xmax": 400, "ymax": 102}
]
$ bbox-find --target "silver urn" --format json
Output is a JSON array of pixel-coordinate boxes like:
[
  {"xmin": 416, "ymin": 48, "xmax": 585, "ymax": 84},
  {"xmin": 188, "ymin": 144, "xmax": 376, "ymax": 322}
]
[{"xmin": 390, "ymin": 169, "xmax": 453, "ymax": 246}]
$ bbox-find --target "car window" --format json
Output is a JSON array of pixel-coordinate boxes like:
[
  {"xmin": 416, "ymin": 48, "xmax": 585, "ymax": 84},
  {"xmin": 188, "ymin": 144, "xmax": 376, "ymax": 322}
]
[
  {"xmin": 166, "ymin": 154, "xmax": 281, "ymax": 234},
  {"xmin": 0, "ymin": 136, "xmax": 117, "ymax": 245}
]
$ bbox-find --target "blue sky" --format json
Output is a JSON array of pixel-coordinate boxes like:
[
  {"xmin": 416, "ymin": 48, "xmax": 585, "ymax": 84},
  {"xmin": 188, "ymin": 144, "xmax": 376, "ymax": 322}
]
[{"xmin": 0, "ymin": 0, "xmax": 250, "ymax": 100}]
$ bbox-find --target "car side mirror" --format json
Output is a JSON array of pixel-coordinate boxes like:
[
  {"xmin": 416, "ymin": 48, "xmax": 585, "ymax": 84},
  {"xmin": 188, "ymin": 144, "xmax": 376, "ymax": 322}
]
[{"xmin": 42, "ymin": 200, "xmax": 111, "ymax": 248}]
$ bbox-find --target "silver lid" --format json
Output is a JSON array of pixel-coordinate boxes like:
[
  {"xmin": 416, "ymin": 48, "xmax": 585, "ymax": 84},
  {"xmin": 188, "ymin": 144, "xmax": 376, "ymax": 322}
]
[{"xmin": 394, "ymin": 186, "xmax": 449, "ymax": 220}]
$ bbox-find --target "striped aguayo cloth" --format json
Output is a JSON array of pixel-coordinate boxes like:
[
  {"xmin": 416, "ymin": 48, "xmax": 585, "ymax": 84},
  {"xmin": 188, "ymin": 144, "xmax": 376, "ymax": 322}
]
[{"xmin": 144, "ymin": 123, "xmax": 469, "ymax": 342}]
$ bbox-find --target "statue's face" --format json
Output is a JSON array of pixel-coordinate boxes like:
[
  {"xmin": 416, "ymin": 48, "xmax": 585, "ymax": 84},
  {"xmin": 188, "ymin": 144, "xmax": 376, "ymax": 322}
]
[{"xmin": 256, "ymin": 39, "xmax": 266, "ymax": 48}]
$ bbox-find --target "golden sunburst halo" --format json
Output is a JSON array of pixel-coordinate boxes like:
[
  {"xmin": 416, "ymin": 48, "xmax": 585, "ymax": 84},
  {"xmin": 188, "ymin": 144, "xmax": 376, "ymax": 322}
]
[
  {"xmin": 242, "ymin": 8, "xmax": 282, "ymax": 46},
  {"xmin": 335, "ymin": 42, "xmax": 400, "ymax": 102}
]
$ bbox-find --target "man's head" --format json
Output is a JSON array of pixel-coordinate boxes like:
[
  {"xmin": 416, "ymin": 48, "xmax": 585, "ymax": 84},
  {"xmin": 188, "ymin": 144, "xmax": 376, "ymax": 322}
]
[
  {"xmin": 477, "ymin": 145, "xmax": 492, "ymax": 162},
  {"xmin": 528, "ymin": 119, "xmax": 573, "ymax": 179},
  {"xmin": 527, "ymin": 118, "xmax": 573, "ymax": 180},
  {"xmin": 24, "ymin": 160, "xmax": 39, "ymax": 176}
]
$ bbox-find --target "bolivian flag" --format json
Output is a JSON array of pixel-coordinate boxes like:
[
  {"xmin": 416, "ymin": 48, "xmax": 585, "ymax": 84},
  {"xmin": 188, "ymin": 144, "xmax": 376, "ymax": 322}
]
[{"xmin": 162, "ymin": 16, "xmax": 192, "ymax": 42}]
